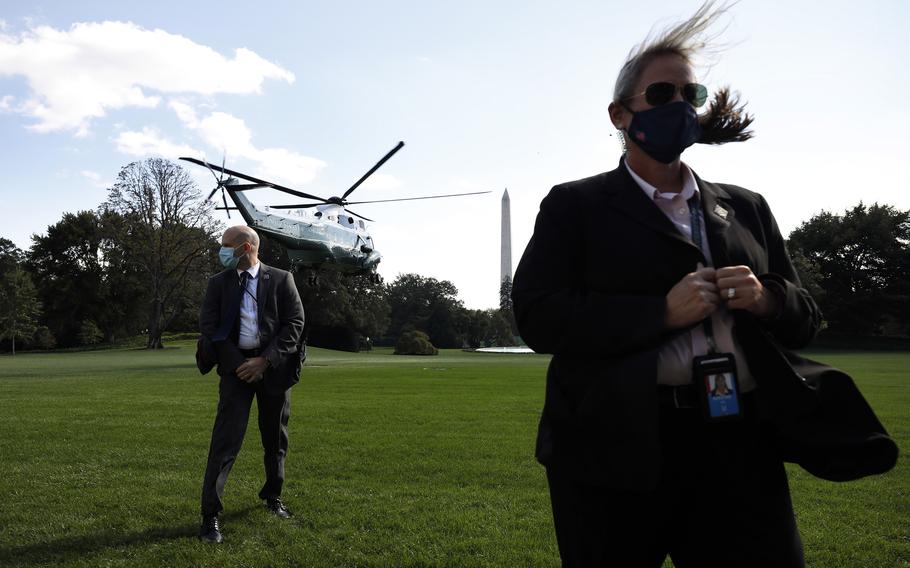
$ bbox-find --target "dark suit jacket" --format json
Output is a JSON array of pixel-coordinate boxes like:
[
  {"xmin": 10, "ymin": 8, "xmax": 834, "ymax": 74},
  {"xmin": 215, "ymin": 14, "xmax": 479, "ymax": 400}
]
[
  {"xmin": 512, "ymin": 159, "xmax": 897, "ymax": 489},
  {"xmin": 197, "ymin": 262, "xmax": 306, "ymax": 394}
]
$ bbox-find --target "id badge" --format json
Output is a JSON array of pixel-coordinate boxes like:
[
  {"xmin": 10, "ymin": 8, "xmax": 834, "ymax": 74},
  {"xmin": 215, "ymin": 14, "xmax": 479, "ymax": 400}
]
[{"xmin": 692, "ymin": 352, "xmax": 742, "ymax": 422}]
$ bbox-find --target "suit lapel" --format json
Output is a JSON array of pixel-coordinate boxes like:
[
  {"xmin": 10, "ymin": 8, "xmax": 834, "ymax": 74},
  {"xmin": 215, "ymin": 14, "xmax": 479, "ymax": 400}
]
[
  {"xmin": 225, "ymin": 269, "xmax": 240, "ymax": 310},
  {"xmin": 605, "ymin": 164, "xmax": 699, "ymax": 253},
  {"xmin": 256, "ymin": 263, "xmax": 272, "ymax": 326},
  {"xmin": 695, "ymin": 176, "xmax": 735, "ymax": 267},
  {"xmin": 212, "ymin": 269, "xmax": 241, "ymax": 341}
]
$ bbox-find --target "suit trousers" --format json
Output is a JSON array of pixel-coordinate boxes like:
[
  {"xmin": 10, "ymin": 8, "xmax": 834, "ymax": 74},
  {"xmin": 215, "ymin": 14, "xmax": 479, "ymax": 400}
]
[
  {"xmin": 201, "ymin": 372, "xmax": 291, "ymax": 516},
  {"xmin": 546, "ymin": 393, "xmax": 805, "ymax": 568}
]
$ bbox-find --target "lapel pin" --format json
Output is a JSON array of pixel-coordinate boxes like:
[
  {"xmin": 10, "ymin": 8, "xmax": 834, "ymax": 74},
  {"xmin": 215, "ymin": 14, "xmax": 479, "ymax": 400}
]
[
  {"xmin": 264, "ymin": 273, "xmax": 271, "ymax": 280},
  {"xmin": 714, "ymin": 204, "xmax": 728, "ymax": 220}
]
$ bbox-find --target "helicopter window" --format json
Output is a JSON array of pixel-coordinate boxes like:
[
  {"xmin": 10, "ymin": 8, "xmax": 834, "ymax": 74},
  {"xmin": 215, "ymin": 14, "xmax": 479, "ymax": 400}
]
[
  {"xmin": 347, "ymin": 217, "xmax": 354, "ymax": 225},
  {"xmin": 357, "ymin": 220, "xmax": 365, "ymax": 229},
  {"xmin": 315, "ymin": 211, "xmax": 323, "ymax": 218}
]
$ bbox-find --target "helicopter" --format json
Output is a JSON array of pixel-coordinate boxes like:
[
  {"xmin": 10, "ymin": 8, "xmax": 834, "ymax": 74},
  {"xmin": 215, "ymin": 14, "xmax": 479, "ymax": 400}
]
[{"xmin": 180, "ymin": 141, "xmax": 490, "ymax": 284}]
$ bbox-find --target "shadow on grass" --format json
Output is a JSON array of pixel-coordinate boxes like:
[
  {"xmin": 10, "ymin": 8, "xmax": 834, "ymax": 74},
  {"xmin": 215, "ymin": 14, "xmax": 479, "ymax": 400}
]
[{"xmin": 0, "ymin": 506, "xmax": 258, "ymax": 565}]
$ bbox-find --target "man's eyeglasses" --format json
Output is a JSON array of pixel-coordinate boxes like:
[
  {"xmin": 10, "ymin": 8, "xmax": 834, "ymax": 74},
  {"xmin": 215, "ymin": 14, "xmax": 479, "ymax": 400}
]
[{"xmin": 623, "ymin": 82, "xmax": 708, "ymax": 108}]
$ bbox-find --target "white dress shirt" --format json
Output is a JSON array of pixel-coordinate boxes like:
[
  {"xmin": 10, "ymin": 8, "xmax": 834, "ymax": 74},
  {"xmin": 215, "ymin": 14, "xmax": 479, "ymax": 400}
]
[
  {"xmin": 624, "ymin": 161, "xmax": 755, "ymax": 391},
  {"xmin": 236, "ymin": 261, "xmax": 261, "ymax": 350}
]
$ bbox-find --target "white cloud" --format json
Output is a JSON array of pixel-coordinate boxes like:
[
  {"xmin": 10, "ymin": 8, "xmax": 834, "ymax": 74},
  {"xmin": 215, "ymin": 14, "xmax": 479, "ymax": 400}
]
[
  {"xmin": 80, "ymin": 169, "xmax": 109, "ymax": 188},
  {"xmin": 168, "ymin": 100, "xmax": 199, "ymax": 128},
  {"xmin": 251, "ymin": 147, "xmax": 327, "ymax": 187},
  {"xmin": 0, "ymin": 94, "xmax": 12, "ymax": 111},
  {"xmin": 115, "ymin": 126, "xmax": 199, "ymax": 158},
  {"xmin": 196, "ymin": 111, "xmax": 255, "ymax": 157},
  {"xmin": 169, "ymin": 103, "xmax": 325, "ymax": 187},
  {"xmin": 0, "ymin": 21, "xmax": 295, "ymax": 135}
]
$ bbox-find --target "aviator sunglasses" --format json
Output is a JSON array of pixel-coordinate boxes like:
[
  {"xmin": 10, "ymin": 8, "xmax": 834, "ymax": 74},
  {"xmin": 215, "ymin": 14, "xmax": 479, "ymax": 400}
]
[{"xmin": 624, "ymin": 82, "xmax": 708, "ymax": 108}]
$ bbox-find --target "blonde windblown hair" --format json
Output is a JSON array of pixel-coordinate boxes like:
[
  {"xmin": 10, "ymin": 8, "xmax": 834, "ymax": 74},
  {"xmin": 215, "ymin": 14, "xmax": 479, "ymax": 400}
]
[{"xmin": 613, "ymin": 1, "xmax": 754, "ymax": 144}]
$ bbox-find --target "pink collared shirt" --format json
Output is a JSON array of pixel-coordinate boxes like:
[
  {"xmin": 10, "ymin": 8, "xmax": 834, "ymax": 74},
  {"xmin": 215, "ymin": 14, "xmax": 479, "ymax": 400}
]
[{"xmin": 624, "ymin": 161, "xmax": 755, "ymax": 391}]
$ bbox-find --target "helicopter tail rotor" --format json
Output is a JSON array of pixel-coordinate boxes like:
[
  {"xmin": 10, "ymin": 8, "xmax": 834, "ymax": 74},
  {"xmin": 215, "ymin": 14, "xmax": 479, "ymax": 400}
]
[{"xmin": 193, "ymin": 155, "xmax": 233, "ymax": 218}]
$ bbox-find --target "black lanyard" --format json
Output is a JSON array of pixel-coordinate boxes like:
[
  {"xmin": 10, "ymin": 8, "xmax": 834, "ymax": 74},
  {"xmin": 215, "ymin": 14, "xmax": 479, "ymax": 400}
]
[
  {"xmin": 239, "ymin": 272, "xmax": 258, "ymax": 303},
  {"xmin": 688, "ymin": 197, "xmax": 719, "ymax": 354}
]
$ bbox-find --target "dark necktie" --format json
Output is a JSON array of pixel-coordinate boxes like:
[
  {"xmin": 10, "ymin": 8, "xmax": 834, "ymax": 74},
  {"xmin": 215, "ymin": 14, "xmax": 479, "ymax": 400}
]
[{"xmin": 239, "ymin": 271, "xmax": 250, "ymax": 299}]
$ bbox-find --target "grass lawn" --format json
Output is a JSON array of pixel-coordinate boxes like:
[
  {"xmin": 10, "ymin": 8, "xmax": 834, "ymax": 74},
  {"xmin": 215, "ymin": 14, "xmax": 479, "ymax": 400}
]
[{"xmin": 0, "ymin": 345, "xmax": 906, "ymax": 567}]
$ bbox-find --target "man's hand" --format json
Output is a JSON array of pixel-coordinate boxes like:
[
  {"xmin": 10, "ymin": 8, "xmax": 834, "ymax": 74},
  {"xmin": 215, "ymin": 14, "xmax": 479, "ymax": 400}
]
[
  {"xmin": 715, "ymin": 265, "xmax": 781, "ymax": 318},
  {"xmin": 664, "ymin": 264, "xmax": 721, "ymax": 330},
  {"xmin": 236, "ymin": 356, "xmax": 268, "ymax": 382}
]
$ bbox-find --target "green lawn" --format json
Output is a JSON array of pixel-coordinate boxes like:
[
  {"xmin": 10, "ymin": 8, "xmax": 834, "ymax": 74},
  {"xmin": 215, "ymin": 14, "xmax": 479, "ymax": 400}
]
[{"xmin": 0, "ymin": 346, "xmax": 906, "ymax": 567}]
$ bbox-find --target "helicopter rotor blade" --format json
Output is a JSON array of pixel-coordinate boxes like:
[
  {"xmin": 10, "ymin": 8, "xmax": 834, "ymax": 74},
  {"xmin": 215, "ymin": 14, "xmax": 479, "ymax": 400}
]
[
  {"xmin": 267, "ymin": 203, "xmax": 324, "ymax": 209},
  {"xmin": 222, "ymin": 190, "xmax": 231, "ymax": 219},
  {"xmin": 342, "ymin": 207, "xmax": 374, "ymax": 223},
  {"xmin": 340, "ymin": 141, "xmax": 405, "ymax": 201},
  {"xmin": 230, "ymin": 183, "xmax": 270, "ymax": 191},
  {"xmin": 201, "ymin": 159, "xmax": 224, "ymax": 201},
  {"xmin": 345, "ymin": 190, "xmax": 492, "ymax": 205},
  {"xmin": 201, "ymin": 158, "xmax": 222, "ymax": 186},
  {"xmin": 179, "ymin": 157, "xmax": 329, "ymax": 203},
  {"xmin": 267, "ymin": 202, "xmax": 373, "ymax": 221}
]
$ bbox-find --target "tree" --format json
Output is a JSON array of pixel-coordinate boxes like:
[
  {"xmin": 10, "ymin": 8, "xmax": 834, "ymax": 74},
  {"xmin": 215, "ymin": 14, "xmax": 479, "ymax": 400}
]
[
  {"xmin": 28, "ymin": 210, "xmax": 147, "ymax": 346},
  {"xmin": 463, "ymin": 309, "xmax": 492, "ymax": 348},
  {"xmin": 257, "ymin": 232, "xmax": 391, "ymax": 348},
  {"xmin": 77, "ymin": 320, "xmax": 104, "ymax": 346},
  {"xmin": 294, "ymin": 271, "xmax": 391, "ymax": 342},
  {"xmin": 461, "ymin": 309, "xmax": 517, "ymax": 348},
  {"xmin": 499, "ymin": 275, "xmax": 513, "ymax": 312},
  {"xmin": 102, "ymin": 158, "xmax": 221, "ymax": 348},
  {"xmin": 0, "ymin": 237, "xmax": 23, "ymax": 278},
  {"xmin": 31, "ymin": 326, "xmax": 57, "ymax": 350},
  {"xmin": 386, "ymin": 273, "xmax": 467, "ymax": 348},
  {"xmin": 788, "ymin": 203, "xmax": 910, "ymax": 335},
  {"xmin": 0, "ymin": 265, "xmax": 41, "ymax": 355},
  {"xmin": 487, "ymin": 309, "xmax": 517, "ymax": 346},
  {"xmin": 499, "ymin": 275, "xmax": 518, "ymax": 335}
]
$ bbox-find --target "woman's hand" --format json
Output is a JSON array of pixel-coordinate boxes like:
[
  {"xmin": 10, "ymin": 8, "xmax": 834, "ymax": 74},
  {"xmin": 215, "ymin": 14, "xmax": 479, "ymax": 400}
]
[
  {"xmin": 715, "ymin": 265, "xmax": 781, "ymax": 318},
  {"xmin": 664, "ymin": 264, "xmax": 721, "ymax": 330}
]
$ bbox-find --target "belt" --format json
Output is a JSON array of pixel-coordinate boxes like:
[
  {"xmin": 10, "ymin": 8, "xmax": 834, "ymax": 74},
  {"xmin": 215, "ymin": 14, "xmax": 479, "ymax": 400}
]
[
  {"xmin": 239, "ymin": 347, "xmax": 262, "ymax": 358},
  {"xmin": 657, "ymin": 384, "xmax": 699, "ymax": 409}
]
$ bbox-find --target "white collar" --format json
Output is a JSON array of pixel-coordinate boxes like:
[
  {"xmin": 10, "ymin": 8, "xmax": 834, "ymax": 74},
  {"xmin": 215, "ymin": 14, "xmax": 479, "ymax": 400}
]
[
  {"xmin": 237, "ymin": 261, "xmax": 261, "ymax": 279},
  {"xmin": 624, "ymin": 160, "xmax": 699, "ymax": 202}
]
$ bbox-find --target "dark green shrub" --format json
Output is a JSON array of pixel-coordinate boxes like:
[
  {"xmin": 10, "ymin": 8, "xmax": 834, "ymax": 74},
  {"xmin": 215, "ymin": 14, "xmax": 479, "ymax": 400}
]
[{"xmin": 394, "ymin": 330, "xmax": 438, "ymax": 355}]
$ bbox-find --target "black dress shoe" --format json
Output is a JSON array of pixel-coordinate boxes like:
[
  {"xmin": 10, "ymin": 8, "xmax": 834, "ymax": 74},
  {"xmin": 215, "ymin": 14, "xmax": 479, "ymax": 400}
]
[
  {"xmin": 266, "ymin": 497, "xmax": 293, "ymax": 519},
  {"xmin": 199, "ymin": 515, "xmax": 223, "ymax": 543}
]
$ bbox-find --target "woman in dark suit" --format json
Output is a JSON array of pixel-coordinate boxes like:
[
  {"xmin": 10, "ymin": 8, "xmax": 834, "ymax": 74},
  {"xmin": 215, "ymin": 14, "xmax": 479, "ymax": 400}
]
[{"xmin": 512, "ymin": 2, "xmax": 816, "ymax": 566}]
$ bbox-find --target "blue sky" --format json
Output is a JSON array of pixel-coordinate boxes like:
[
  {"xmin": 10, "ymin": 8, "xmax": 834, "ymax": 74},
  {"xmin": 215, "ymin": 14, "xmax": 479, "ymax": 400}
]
[{"xmin": 2, "ymin": 1, "xmax": 908, "ymax": 309}]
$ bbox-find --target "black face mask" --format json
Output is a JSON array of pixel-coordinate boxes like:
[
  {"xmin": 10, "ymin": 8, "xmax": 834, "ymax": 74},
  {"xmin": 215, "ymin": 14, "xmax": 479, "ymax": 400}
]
[{"xmin": 625, "ymin": 101, "xmax": 702, "ymax": 163}]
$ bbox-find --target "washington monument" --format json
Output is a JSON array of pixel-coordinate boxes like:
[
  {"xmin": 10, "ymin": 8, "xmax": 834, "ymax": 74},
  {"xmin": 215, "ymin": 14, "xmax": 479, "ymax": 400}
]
[{"xmin": 501, "ymin": 188, "xmax": 511, "ymax": 284}]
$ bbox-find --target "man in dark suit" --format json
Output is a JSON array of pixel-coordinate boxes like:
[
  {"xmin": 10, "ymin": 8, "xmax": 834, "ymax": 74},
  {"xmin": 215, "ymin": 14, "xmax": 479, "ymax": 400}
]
[
  {"xmin": 197, "ymin": 225, "xmax": 305, "ymax": 543},
  {"xmin": 511, "ymin": 4, "xmax": 894, "ymax": 567}
]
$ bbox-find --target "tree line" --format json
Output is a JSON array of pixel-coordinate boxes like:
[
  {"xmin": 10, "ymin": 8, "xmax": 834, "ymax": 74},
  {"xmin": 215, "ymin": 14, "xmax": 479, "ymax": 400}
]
[
  {"xmin": 0, "ymin": 158, "xmax": 517, "ymax": 354},
  {"xmin": 1, "ymin": 158, "xmax": 908, "ymax": 353}
]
